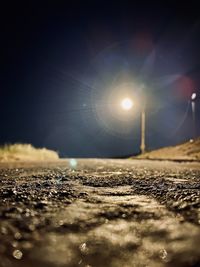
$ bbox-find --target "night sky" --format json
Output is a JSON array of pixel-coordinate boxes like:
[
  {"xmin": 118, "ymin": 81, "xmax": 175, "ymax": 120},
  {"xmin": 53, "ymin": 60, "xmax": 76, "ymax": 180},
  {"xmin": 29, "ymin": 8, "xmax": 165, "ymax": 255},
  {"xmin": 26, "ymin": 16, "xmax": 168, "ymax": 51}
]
[{"xmin": 1, "ymin": 1, "xmax": 200, "ymax": 157}]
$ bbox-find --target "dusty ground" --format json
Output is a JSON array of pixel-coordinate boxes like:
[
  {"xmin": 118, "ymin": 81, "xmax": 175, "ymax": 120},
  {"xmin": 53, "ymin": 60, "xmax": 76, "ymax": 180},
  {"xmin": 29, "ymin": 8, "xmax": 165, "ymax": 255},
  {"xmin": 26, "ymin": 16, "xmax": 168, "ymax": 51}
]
[
  {"xmin": 0, "ymin": 144, "xmax": 59, "ymax": 162},
  {"xmin": 137, "ymin": 138, "xmax": 200, "ymax": 161},
  {"xmin": 0, "ymin": 159, "xmax": 200, "ymax": 267}
]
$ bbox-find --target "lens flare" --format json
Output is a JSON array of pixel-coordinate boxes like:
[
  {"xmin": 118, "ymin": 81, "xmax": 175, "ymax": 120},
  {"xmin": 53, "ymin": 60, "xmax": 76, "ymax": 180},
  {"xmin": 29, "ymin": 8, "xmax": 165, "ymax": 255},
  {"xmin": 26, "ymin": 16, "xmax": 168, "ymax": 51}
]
[
  {"xmin": 191, "ymin": 93, "xmax": 196, "ymax": 100},
  {"xmin": 69, "ymin": 158, "xmax": 77, "ymax": 169}
]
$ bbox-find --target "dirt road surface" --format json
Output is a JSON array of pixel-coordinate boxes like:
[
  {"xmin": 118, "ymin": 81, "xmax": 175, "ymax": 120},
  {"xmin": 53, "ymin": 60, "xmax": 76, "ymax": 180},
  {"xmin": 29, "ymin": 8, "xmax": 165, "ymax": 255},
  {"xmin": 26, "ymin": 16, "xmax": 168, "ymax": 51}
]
[{"xmin": 0, "ymin": 159, "xmax": 200, "ymax": 267}]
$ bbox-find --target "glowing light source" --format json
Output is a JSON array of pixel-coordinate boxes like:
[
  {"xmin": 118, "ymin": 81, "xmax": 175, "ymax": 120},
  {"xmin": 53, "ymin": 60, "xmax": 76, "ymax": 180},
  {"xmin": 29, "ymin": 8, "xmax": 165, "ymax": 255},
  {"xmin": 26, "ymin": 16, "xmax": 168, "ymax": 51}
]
[
  {"xmin": 69, "ymin": 158, "xmax": 77, "ymax": 169},
  {"xmin": 121, "ymin": 98, "xmax": 134, "ymax": 110},
  {"xmin": 191, "ymin": 93, "xmax": 197, "ymax": 100}
]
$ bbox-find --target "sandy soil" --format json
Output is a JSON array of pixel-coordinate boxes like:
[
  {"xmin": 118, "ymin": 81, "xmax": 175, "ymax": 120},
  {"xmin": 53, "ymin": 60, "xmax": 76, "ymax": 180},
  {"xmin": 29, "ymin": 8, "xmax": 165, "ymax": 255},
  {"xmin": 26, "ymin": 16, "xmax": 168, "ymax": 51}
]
[{"xmin": 137, "ymin": 138, "xmax": 200, "ymax": 161}]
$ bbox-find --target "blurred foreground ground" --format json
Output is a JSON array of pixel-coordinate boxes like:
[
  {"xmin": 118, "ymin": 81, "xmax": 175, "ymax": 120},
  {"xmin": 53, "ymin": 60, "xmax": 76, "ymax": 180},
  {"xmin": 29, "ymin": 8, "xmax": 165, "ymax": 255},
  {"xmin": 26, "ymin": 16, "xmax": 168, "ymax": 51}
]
[{"xmin": 0, "ymin": 159, "xmax": 200, "ymax": 267}]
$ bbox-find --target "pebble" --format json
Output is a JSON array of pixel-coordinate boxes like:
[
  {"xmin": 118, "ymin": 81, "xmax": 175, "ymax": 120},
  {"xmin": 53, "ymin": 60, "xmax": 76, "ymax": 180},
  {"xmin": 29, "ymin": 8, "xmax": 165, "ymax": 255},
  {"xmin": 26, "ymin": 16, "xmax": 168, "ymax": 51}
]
[
  {"xmin": 79, "ymin": 243, "xmax": 89, "ymax": 254},
  {"xmin": 12, "ymin": 249, "xmax": 23, "ymax": 260},
  {"xmin": 14, "ymin": 232, "xmax": 22, "ymax": 240}
]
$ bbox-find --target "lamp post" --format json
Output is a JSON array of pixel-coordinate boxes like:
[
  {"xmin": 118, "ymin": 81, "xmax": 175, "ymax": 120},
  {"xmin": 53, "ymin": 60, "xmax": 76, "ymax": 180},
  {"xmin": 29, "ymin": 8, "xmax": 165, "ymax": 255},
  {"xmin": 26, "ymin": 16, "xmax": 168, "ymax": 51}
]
[
  {"xmin": 191, "ymin": 93, "xmax": 197, "ymax": 139},
  {"xmin": 140, "ymin": 106, "xmax": 146, "ymax": 154},
  {"xmin": 121, "ymin": 97, "xmax": 146, "ymax": 154}
]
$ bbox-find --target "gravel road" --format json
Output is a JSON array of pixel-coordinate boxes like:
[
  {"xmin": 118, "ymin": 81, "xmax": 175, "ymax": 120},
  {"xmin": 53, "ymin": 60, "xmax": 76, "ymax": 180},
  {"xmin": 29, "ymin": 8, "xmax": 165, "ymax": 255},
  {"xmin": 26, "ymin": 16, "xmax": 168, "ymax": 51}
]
[{"xmin": 0, "ymin": 159, "xmax": 200, "ymax": 267}]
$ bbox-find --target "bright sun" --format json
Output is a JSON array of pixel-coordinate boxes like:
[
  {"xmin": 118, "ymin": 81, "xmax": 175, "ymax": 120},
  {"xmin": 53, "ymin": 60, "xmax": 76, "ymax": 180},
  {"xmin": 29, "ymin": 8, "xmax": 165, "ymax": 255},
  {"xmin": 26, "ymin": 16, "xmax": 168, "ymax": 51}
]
[{"xmin": 121, "ymin": 98, "xmax": 133, "ymax": 110}]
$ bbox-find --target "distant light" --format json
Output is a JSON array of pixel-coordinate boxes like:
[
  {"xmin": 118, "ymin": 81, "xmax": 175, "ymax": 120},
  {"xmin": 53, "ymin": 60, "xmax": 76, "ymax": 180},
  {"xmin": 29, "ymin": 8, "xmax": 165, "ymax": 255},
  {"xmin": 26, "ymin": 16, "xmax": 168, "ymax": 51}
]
[
  {"xmin": 191, "ymin": 93, "xmax": 197, "ymax": 100},
  {"xmin": 121, "ymin": 98, "xmax": 133, "ymax": 110},
  {"xmin": 69, "ymin": 158, "xmax": 77, "ymax": 169}
]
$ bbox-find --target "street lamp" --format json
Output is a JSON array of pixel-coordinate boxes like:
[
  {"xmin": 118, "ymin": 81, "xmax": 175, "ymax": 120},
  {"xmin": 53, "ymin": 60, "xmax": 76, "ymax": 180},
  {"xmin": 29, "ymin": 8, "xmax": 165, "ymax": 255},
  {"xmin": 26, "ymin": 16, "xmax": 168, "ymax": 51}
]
[
  {"xmin": 121, "ymin": 98, "xmax": 134, "ymax": 110},
  {"xmin": 121, "ymin": 97, "xmax": 146, "ymax": 154},
  {"xmin": 191, "ymin": 93, "xmax": 197, "ymax": 139}
]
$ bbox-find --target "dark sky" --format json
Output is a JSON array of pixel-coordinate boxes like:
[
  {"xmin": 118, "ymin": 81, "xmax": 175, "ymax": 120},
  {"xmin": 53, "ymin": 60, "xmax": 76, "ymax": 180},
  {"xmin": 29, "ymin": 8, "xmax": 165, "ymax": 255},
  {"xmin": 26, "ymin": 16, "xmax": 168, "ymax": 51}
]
[{"xmin": 1, "ymin": 1, "xmax": 200, "ymax": 157}]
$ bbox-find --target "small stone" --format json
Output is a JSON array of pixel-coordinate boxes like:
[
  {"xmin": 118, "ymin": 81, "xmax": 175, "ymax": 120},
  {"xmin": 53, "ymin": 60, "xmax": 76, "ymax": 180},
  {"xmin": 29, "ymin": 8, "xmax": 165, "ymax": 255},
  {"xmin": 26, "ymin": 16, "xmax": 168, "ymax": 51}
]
[
  {"xmin": 13, "ymin": 249, "xmax": 23, "ymax": 260},
  {"xmin": 13, "ymin": 189, "xmax": 17, "ymax": 195},
  {"xmin": 59, "ymin": 220, "xmax": 64, "ymax": 226},
  {"xmin": 16, "ymin": 207, "xmax": 23, "ymax": 213},
  {"xmin": 12, "ymin": 241, "xmax": 18, "ymax": 248},
  {"xmin": 14, "ymin": 232, "xmax": 22, "ymax": 240},
  {"xmin": 79, "ymin": 243, "xmax": 89, "ymax": 254},
  {"xmin": 1, "ymin": 227, "xmax": 8, "ymax": 235},
  {"xmin": 159, "ymin": 249, "xmax": 169, "ymax": 262},
  {"xmin": 28, "ymin": 224, "xmax": 36, "ymax": 231}
]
